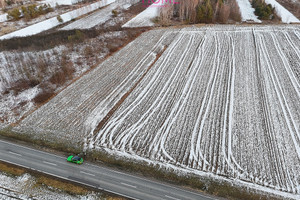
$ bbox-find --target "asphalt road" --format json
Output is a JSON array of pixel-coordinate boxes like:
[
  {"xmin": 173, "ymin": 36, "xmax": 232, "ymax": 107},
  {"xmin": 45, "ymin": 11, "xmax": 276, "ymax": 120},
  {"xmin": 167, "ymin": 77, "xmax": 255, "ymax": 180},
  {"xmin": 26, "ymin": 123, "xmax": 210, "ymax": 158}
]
[{"xmin": 0, "ymin": 139, "xmax": 217, "ymax": 200}]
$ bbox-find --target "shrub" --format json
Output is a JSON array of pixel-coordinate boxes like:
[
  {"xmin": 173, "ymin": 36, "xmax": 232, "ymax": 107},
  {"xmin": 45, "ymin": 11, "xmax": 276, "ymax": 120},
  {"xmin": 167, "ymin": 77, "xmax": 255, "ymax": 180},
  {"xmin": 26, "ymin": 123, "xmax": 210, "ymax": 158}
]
[
  {"xmin": 252, "ymin": 0, "xmax": 274, "ymax": 20},
  {"xmin": 57, "ymin": 15, "xmax": 63, "ymax": 23},
  {"xmin": 68, "ymin": 30, "xmax": 84, "ymax": 43},
  {"xmin": 49, "ymin": 71, "xmax": 66, "ymax": 86},
  {"xmin": 7, "ymin": 8, "xmax": 21, "ymax": 20},
  {"xmin": 112, "ymin": 9, "xmax": 118, "ymax": 17}
]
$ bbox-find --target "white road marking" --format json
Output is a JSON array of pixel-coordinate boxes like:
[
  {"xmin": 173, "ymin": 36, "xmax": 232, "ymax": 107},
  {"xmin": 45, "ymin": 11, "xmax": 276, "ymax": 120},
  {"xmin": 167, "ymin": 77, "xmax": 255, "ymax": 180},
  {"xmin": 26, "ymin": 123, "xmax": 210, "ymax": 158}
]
[
  {"xmin": 42, "ymin": 161, "xmax": 57, "ymax": 166},
  {"xmin": 8, "ymin": 151, "xmax": 22, "ymax": 156},
  {"xmin": 165, "ymin": 195, "xmax": 181, "ymax": 200},
  {"xmin": 121, "ymin": 182, "xmax": 137, "ymax": 188},
  {"xmin": 80, "ymin": 171, "xmax": 95, "ymax": 177}
]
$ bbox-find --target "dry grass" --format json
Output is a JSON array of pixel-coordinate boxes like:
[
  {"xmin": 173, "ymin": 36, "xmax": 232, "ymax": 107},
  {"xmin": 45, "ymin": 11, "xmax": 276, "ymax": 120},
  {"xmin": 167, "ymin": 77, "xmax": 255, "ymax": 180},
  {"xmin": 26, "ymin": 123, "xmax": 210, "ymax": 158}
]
[
  {"xmin": 0, "ymin": 25, "xmax": 17, "ymax": 36},
  {"xmin": 35, "ymin": 176, "xmax": 89, "ymax": 195},
  {"xmin": 0, "ymin": 161, "xmax": 26, "ymax": 176}
]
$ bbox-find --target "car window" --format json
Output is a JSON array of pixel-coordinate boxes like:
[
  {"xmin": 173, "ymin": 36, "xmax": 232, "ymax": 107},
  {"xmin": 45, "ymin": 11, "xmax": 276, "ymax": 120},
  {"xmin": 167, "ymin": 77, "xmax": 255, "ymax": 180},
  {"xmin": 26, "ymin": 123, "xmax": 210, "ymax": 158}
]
[{"xmin": 73, "ymin": 156, "xmax": 80, "ymax": 161}]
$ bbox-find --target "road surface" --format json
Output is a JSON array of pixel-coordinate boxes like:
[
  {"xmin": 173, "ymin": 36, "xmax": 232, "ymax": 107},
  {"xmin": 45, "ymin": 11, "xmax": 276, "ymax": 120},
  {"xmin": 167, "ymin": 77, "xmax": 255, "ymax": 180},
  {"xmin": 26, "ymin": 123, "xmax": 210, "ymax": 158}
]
[{"xmin": 0, "ymin": 139, "xmax": 217, "ymax": 200}]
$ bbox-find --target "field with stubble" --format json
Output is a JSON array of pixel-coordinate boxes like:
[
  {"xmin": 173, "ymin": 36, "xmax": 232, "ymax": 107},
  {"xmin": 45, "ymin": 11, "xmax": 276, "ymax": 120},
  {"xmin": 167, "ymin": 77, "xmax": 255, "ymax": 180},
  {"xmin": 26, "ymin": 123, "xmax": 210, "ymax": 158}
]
[{"xmin": 13, "ymin": 25, "xmax": 300, "ymax": 198}]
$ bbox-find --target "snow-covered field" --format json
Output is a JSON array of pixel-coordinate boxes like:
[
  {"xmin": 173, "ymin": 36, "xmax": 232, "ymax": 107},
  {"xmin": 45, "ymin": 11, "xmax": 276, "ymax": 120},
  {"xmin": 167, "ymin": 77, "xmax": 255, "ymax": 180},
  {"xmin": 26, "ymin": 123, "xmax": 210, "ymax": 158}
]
[
  {"xmin": 41, "ymin": 0, "xmax": 83, "ymax": 7},
  {"xmin": 122, "ymin": 0, "xmax": 162, "ymax": 27},
  {"xmin": 236, "ymin": 0, "xmax": 261, "ymax": 22},
  {"xmin": 61, "ymin": 0, "xmax": 139, "ymax": 30},
  {"xmin": 0, "ymin": 173, "xmax": 101, "ymax": 199},
  {"xmin": 0, "ymin": 0, "xmax": 116, "ymax": 40},
  {"xmin": 13, "ymin": 25, "xmax": 300, "ymax": 198},
  {"xmin": 60, "ymin": 3, "xmax": 119, "ymax": 30}
]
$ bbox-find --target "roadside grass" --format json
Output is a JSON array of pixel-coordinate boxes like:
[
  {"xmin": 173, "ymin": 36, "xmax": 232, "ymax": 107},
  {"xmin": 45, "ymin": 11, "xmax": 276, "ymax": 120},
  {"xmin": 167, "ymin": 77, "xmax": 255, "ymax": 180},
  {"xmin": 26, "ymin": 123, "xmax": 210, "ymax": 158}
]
[
  {"xmin": 0, "ymin": 162, "xmax": 25, "ymax": 176},
  {"xmin": 35, "ymin": 175, "xmax": 89, "ymax": 195}
]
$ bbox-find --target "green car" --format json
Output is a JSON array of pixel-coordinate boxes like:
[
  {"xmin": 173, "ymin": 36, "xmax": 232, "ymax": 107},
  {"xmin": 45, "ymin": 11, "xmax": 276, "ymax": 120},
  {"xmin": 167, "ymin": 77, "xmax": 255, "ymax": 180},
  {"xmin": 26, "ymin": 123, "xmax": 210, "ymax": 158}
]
[{"xmin": 67, "ymin": 155, "xmax": 83, "ymax": 164}]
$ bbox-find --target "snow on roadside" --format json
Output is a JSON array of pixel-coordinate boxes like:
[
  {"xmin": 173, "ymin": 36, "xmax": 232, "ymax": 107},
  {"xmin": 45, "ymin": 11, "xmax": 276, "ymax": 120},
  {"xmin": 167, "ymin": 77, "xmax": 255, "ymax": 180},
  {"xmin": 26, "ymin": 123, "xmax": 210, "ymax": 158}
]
[
  {"xmin": 264, "ymin": 0, "xmax": 300, "ymax": 23},
  {"xmin": 236, "ymin": 0, "xmax": 261, "ymax": 22},
  {"xmin": 122, "ymin": 0, "xmax": 162, "ymax": 27},
  {"xmin": 0, "ymin": 0, "xmax": 116, "ymax": 40}
]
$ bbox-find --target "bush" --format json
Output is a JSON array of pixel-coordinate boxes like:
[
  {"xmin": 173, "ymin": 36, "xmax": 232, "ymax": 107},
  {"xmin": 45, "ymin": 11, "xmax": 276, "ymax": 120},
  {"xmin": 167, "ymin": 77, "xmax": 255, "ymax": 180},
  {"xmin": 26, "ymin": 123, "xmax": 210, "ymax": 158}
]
[
  {"xmin": 7, "ymin": 8, "xmax": 21, "ymax": 20},
  {"xmin": 112, "ymin": 9, "xmax": 118, "ymax": 17},
  {"xmin": 68, "ymin": 30, "xmax": 84, "ymax": 43},
  {"xmin": 57, "ymin": 15, "xmax": 63, "ymax": 23},
  {"xmin": 252, "ymin": 0, "xmax": 274, "ymax": 20},
  {"xmin": 9, "ymin": 4, "xmax": 53, "ymax": 21}
]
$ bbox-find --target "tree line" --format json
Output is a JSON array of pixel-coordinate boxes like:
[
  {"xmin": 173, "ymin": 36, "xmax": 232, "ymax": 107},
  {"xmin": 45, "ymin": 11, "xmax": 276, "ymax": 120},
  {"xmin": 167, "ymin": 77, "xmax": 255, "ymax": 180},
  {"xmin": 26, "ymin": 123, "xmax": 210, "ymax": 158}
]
[{"xmin": 159, "ymin": 0, "xmax": 241, "ymax": 24}]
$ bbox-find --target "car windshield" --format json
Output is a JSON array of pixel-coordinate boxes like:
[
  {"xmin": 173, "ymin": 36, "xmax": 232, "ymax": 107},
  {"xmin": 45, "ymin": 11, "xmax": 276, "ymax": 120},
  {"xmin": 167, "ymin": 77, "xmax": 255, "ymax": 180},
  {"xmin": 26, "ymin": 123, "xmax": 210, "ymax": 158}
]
[{"xmin": 72, "ymin": 156, "xmax": 81, "ymax": 161}]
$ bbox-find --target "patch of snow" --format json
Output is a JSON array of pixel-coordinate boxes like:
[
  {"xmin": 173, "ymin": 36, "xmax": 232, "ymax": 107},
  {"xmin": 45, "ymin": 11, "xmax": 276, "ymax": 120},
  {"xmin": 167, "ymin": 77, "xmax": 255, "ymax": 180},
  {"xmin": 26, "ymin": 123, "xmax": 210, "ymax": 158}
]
[
  {"xmin": 122, "ymin": 0, "xmax": 162, "ymax": 27},
  {"xmin": 0, "ymin": 13, "xmax": 8, "ymax": 23},
  {"xmin": 0, "ymin": 0, "xmax": 116, "ymax": 40},
  {"xmin": 265, "ymin": 0, "xmax": 300, "ymax": 23},
  {"xmin": 236, "ymin": 0, "xmax": 262, "ymax": 22},
  {"xmin": 60, "ymin": 3, "xmax": 118, "ymax": 30},
  {"xmin": 41, "ymin": 0, "xmax": 83, "ymax": 7}
]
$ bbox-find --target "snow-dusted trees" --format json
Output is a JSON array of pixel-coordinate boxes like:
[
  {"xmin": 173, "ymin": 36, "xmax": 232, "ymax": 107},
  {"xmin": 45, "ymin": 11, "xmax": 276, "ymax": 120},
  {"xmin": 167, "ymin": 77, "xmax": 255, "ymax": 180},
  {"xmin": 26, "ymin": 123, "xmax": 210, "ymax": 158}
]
[{"xmin": 159, "ymin": 0, "xmax": 241, "ymax": 24}]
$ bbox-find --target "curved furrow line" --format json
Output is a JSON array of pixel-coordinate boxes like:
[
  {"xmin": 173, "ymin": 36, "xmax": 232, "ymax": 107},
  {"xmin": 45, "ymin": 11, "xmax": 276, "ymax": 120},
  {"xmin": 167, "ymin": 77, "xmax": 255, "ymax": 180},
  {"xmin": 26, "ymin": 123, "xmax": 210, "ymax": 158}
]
[
  {"xmin": 84, "ymin": 31, "xmax": 170, "ymax": 145},
  {"xmin": 266, "ymin": 32, "xmax": 300, "ymax": 191},
  {"xmin": 270, "ymin": 32, "xmax": 300, "ymax": 100},
  {"xmin": 98, "ymin": 34, "xmax": 186, "ymax": 149},
  {"xmin": 156, "ymin": 34, "xmax": 207, "ymax": 163},
  {"xmin": 166, "ymin": 33, "xmax": 208, "ymax": 165},
  {"xmin": 257, "ymin": 32, "xmax": 285, "ymax": 188},
  {"xmin": 93, "ymin": 33, "xmax": 184, "ymax": 146},
  {"xmin": 252, "ymin": 30, "xmax": 282, "ymax": 188},
  {"xmin": 259, "ymin": 32, "xmax": 298, "ymax": 190},
  {"xmin": 92, "ymin": 32, "xmax": 181, "ymax": 145},
  {"xmin": 187, "ymin": 33, "xmax": 219, "ymax": 169},
  {"xmin": 94, "ymin": 33, "xmax": 187, "ymax": 148},
  {"xmin": 221, "ymin": 33, "xmax": 245, "ymax": 176},
  {"xmin": 140, "ymin": 34, "xmax": 195, "ymax": 159},
  {"xmin": 166, "ymin": 32, "xmax": 217, "ymax": 167}
]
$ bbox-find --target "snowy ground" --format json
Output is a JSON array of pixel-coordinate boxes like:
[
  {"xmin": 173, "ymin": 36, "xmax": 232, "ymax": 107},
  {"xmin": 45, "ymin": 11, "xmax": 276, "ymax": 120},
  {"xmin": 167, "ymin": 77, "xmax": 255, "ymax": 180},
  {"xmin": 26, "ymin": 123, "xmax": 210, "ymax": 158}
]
[
  {"xmin": 13, "ymin": 25, "xmax": 300, "ymax": 199},
  {"xmin": 0, "ymin": 0, "xmax": 116, "ymax": 40},
  {"xmin": 0, "ymin": 13, "xmax": 7, "ymax": 23},
  {"xmin": 0, "ymin": 173, "xmax": 101, "ymax": 200},
  {"xmin": 122, "ymin": 0, "xmax": 162, "ymax": 27},
  {"xmin": 265, "ymin": 0, "xmax": 300, "ymax": 23},
  {"xmin": 61, "ymin": 0, "xmax": 138, "ymax": 30},
  {"xmin": 41, "ymin": 0, "xmax": 83, "ymax": 7},
  {"xmin": 236, "ymin": 0, "xmax": 261, "ymax": 22}
]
